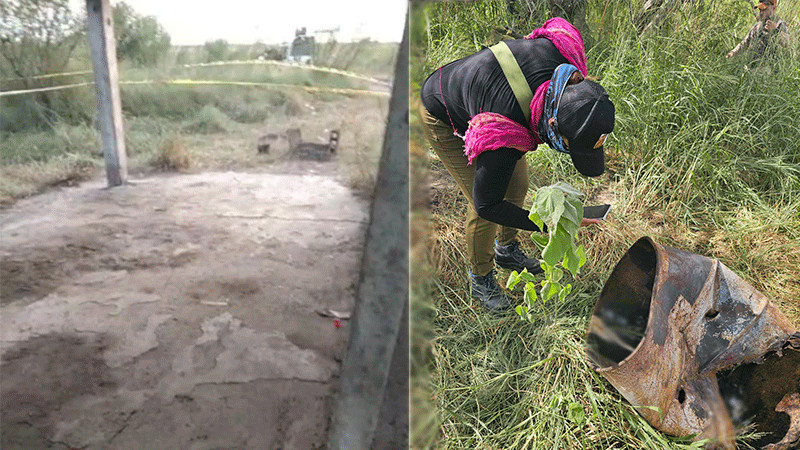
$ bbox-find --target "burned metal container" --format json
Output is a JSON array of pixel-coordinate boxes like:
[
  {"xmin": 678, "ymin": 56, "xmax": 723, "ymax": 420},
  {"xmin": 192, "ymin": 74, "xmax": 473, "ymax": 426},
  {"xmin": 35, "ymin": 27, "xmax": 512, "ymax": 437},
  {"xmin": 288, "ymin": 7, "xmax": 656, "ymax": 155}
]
[{"xmin": 586, "ymin": 236, "xmax": 800, "ymax": 449}]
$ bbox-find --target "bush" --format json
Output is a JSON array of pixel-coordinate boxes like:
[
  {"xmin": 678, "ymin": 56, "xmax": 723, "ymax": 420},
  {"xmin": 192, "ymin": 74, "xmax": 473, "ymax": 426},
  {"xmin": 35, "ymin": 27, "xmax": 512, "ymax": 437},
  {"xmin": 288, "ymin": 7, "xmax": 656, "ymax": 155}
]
[
  {"xmin": 204, "ymin": 39, "xmax": 229, "ymax": 62},
  {"xmin": 151, "ymin": 133, "xmax": 190, "ymax": 171},
  {"xmin": 181, "ymin": 105, "xmax": 233, "ymax": 134},
  {"xmin": 113, "ymin": 1, "xmax": 171, "ymax": 67},
  {"xmin": 0, "ymin": 0, "xmax": 86, "ymax": 129}
]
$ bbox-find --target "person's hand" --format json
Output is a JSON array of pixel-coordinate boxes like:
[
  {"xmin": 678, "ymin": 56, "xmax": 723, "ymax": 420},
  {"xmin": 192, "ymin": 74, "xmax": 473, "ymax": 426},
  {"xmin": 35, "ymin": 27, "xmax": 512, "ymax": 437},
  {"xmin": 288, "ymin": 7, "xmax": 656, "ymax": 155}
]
[
  {"xmin": 580, "ymin": 218, "xmax": 602, "ymax": 227},
  {"xmin": 765, "ymin": 19, "xmax": 776, "ymax": 32}
]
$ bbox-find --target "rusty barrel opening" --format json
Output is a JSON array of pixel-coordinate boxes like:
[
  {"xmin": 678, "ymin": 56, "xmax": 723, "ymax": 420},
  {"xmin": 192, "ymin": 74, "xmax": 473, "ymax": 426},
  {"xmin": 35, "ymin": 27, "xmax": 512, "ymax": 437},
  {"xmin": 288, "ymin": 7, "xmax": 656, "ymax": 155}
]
[
  {"xmin": 586, "ymin": 237, "xmax": 656, "ymax": 368},
  {"xmin": 717, "ymin": 346, "xmax": 800, "ymax": 447}
]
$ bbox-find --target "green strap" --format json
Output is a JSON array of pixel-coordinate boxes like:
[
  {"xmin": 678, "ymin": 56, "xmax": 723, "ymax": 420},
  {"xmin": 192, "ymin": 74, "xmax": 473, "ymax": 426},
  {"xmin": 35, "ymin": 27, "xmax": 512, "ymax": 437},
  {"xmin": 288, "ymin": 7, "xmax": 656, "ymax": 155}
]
[{"xmin": 489, "ymin": 41, "xmax": 533, "ymax": 124}]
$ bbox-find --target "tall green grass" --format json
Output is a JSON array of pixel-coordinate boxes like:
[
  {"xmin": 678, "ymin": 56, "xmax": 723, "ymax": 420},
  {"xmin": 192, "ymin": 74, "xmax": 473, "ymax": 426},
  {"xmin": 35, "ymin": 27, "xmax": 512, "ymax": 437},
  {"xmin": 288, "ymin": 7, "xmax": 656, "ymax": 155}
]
[{"xmin": 411, "ymin": 0, "xmax": 800, "ymax": 448}]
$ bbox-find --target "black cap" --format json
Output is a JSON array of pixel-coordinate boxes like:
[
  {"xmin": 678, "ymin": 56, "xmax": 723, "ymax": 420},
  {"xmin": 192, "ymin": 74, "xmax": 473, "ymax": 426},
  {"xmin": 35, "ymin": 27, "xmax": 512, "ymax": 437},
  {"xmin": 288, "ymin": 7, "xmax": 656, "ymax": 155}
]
[{"xmin": 556, "ymin": 80, "xmax": 615, "ymax": 177}]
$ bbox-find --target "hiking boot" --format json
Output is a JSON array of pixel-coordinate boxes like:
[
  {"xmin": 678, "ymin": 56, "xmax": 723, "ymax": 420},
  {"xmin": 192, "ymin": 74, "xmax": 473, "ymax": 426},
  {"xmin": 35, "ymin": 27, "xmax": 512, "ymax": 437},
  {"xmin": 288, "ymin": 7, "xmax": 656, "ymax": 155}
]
[
  {"xmin": 495, "ymin": 240, "xmax": 543, "ymax": 274},
  {"xmin": 469, "ymin": 269, "xmax": 512, "ymax": 314}
]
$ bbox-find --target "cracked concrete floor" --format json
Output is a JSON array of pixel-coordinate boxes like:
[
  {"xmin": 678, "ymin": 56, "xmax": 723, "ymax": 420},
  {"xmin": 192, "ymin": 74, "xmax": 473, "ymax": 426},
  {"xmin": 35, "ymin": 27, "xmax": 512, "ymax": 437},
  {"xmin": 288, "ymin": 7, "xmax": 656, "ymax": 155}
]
[{"xmin": 1, "ymin": 162, "xmax": 369, "ymax": 449}]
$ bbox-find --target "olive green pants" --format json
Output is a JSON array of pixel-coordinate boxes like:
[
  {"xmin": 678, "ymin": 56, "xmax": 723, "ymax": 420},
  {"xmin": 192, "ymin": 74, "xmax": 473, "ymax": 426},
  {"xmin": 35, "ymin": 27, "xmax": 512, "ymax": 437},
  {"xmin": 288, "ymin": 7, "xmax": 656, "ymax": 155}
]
[{"xmin": 419, "ymin": 103, "xmax": 529, "ymax": 277}]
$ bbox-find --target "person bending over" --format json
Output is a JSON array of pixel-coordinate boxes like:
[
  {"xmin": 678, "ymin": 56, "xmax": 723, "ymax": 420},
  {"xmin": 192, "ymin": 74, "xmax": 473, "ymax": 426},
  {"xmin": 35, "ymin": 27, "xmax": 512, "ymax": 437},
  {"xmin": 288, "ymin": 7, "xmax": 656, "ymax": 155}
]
[{"xmin": 420, "ymin": 18, "xmax": 615, "ymax": 314}]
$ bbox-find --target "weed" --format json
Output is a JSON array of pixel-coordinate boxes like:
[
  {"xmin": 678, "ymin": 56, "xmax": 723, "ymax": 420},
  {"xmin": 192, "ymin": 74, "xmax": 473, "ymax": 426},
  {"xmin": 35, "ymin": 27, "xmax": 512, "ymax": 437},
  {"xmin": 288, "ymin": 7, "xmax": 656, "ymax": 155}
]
[
  {"xmin": 181, "ymin": 105, "xmax": 233, "ymax": 135},
  {"xmin": 151, "ymin": 133, "xmax": 190, "ymax": 172}
]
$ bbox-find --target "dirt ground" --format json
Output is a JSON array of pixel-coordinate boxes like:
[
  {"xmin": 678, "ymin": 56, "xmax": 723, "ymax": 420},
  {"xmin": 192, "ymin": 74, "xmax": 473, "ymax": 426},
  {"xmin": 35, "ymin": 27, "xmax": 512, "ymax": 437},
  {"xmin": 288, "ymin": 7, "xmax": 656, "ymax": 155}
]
[{"xmin": 0, "ymin": 154, "xmax": 375, "ymax": 448}]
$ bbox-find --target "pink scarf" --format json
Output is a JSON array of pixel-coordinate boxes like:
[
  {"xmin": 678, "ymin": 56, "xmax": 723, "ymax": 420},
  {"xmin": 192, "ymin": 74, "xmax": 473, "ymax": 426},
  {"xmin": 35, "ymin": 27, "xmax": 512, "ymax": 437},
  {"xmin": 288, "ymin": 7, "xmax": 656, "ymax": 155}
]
[{"xmin": 464, "ymin": 18, "xmax": 587, "ymax": 164}]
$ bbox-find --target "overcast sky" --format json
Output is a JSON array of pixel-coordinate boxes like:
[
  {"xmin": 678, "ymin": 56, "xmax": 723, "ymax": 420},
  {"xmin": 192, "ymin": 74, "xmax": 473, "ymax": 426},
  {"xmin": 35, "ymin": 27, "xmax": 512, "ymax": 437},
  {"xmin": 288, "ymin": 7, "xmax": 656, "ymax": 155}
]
[{"xmin": 71, "ymin": 0, "xmax": 407, "ymax": 45}]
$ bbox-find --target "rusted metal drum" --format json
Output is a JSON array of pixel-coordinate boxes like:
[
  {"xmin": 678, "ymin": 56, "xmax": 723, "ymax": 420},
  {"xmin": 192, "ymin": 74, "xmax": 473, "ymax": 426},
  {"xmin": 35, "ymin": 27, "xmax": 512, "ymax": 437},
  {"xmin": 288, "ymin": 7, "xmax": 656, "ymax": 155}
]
[{"xmin": 586, "ymin": 236, "xmax": 800, "ymax": 449}]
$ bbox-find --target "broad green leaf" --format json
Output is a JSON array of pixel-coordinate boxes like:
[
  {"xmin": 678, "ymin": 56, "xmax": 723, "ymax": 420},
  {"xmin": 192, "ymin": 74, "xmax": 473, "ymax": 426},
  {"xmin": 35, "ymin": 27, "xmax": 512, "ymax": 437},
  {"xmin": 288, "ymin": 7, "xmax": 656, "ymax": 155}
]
[
  {"xmin": 558, "ymin": 284, "xmax": 572, "ymax": 302},
  {"xmin": 535, "ymin": 187, "xmax": 565, "ymax": 228},
  {"xmin": 561, "ymin": 219, "xmax": 580, "ymax": 240},
  {"xmin": 563, "ymin": 244, "xmax": 586, "ymax": 276},
  {"xmin": 576, "ymin": 245, "xmax": 587, "ymax": 269},
  {"xmin": 568, "ymin": 402, "xmax": 586, "ymax": 425},
  {"xmin": 549, "ymin": 266, "xmax": 564, "ymax": 283},
  {"xmin": 530, "ymin": 232, "xmax": 549, "ymax": 249},
  {"xmin": 518, "ymin": 269, "xmax": 538, "ymax": 282},
  {"xmin": 515, "ymin": 304, "xmax": 524, "ymax": 316},
  {"xmin": 524, "ymin": 287, "xmax": 538, "ymax": 304},
  {"xmin": 528, "ymin": 210, "xmax": 545, "ymax": 233},
  {"xmin": 553, "ymin": 182, "xmax": 583, "ymax": 198},
  {"xmin": 541, "ymin": 281, "xmax": 559, "ymax": 302},
  {"xmin": 542, "ymin": 226, "xmax": 570, "ymax": 267},
  {"xmin": 506, "ymin": 271, "xmax": 521, "ymax": 290},
  {"xmin": 563, "ymin": 244, "xmax": 580, "ymax": 276},
  {"xmin": 562, "ymin": 195, "xmax": 583, "ymax": 227}
]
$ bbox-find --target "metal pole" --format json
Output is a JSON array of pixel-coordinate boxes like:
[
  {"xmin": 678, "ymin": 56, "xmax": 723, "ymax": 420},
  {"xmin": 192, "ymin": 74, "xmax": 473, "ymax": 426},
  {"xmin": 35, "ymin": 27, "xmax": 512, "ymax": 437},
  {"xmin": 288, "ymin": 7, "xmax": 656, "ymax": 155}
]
[
  {"xmin": 328, "ymin": 12, "xmax": 409, "ymax": 450},
  {"xmin": 85, "ymin": 0, "xmax": 127, "ymax": 187}
]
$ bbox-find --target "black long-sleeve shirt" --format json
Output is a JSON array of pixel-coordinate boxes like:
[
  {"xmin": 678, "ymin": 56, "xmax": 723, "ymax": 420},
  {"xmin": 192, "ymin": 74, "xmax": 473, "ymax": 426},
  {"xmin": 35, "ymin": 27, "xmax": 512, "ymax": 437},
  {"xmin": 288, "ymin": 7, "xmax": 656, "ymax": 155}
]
[
  {"xmin": 472, "ymin": 147, "xmax": 543, "ymax": 231},
  {"xmin": 421, "ymin": 38, "xmax": 567, "ymax": 231}
]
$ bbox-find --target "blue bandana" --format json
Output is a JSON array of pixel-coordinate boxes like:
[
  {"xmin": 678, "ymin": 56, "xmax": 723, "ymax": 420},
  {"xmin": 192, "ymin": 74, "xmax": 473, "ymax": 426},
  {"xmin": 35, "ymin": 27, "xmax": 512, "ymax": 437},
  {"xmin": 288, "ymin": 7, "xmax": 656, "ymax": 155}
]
[{"xmin": 539, "ymin": 63, "xmax": 579, "ymax": 155}]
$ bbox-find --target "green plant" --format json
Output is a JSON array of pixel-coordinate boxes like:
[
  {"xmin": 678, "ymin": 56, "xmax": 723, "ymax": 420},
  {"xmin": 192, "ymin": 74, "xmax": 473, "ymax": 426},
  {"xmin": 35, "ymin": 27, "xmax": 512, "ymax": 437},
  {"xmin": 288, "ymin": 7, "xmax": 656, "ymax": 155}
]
[
  {"xmin": 113, "ymin": 1, "xmax": 171, "ymax": 67},
  {"xmin": 0, "ymin": 0, "xmax": 84, "ymax": 79},
  {"xmin": 203, "ymin": 39, "xmax": 229, "ymax": 62},
  {"xmin": 506, "ymin": 182, "xmax": 587, "ymax": 321},
  {"xmin": 181, "ymin": 105, "xmax": 233, "ymax": 134}
]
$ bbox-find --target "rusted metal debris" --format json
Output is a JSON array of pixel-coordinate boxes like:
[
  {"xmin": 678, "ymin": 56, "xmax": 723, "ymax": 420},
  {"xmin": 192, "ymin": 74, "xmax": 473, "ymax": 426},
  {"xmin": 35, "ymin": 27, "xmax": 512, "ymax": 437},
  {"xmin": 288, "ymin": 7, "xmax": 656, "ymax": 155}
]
[
  {"xmin": 287, "ymin": 128, "xmax": 339, "ymax": 161},
  {"xmin": 257, "ymin": 133, "xmax": 279, "ymax": 154},
  {"xmin": 256, "ymin": 129, "xmax": 339, "ymax": 160},
  {"xmin": 586, "ymin": 236, "xmax": 800, "ymax": 449}
]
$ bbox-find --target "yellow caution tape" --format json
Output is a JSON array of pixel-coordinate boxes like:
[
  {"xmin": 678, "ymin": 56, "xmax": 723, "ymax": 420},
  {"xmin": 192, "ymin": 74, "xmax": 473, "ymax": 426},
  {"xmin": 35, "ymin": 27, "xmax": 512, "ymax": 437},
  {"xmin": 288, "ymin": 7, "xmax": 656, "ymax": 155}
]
[
  {"xmin": 180, "ymin": 59, "xmax": 392, "ymax": 86},
  {"xmin": 0, "ymin": 70, "xmax": 94, "ymax": 82},
  {"xmin": 2, "ymin": 60, "xmax": 392, "ymax": 87},
  {"xmin": 0, "ymin": 81, "xmax": 96, "ymax": 97},
  {"xmin": 0, "ymin": 78, "xmax": 389, "ymax": 97}
]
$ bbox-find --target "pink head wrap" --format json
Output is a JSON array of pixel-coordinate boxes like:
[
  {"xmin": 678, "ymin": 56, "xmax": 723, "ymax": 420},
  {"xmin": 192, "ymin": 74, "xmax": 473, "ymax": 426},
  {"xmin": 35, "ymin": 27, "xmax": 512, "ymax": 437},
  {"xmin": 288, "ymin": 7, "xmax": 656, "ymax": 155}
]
[
  {"xmin": 463, "ymin": 17, "xmax": 588, "ymax": 164},
  {"xmin": 525, "ymin": 17, "xmax": 587, "ymax": 76}
]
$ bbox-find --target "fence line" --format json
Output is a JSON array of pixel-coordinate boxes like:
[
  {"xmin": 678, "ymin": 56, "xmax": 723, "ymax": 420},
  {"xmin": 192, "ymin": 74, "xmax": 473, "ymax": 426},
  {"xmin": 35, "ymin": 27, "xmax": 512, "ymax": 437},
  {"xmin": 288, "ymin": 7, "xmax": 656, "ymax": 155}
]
[
  {"xmin": 180, "ymin": 60, "xmax": 392, "ymax": 86},
  {"xmin": 0, "ymin": 70, "xmax": 94, "ymax": 82},
  {"xmin": 2, "ymin": 60, "xmax": 391, "ymax": 86},
  {"xmin": 0, "ymin": 78, "xmax": 390, "ymax": 98},
  {"xmin": 0, "ymin": 81, "xmax": 96, "ymax": 96}
]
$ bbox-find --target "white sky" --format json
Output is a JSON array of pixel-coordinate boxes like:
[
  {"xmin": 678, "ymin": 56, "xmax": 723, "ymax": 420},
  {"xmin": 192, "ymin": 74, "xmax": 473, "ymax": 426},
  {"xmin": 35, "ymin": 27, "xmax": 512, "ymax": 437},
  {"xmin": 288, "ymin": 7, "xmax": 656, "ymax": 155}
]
[{"xmin": 71, "ymin": 0, "xmax": 407, "ymax": 45}]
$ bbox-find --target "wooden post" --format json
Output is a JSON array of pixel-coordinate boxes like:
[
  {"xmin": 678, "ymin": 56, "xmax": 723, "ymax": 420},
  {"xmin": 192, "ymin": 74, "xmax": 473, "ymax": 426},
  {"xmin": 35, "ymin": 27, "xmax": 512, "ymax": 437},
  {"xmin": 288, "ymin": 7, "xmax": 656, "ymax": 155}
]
[
  {"xmin": 327, "ymin": 12, "xmax": 409, "ymax": 450},
  {"xmin": 86, "ymin": 0, "xmax": 127, "ymax": 187}
]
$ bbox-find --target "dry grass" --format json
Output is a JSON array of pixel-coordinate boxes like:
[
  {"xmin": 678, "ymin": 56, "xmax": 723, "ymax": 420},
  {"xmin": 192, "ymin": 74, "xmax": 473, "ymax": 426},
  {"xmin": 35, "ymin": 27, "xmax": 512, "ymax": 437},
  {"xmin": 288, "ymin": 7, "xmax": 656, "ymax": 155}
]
[
  {"xmin": 0, "ymin": 157, "xmax": 99, "ymax": 208},
  {"xmin": 152, "ymin": 133, "xmax": 191, "ymax": 172}
]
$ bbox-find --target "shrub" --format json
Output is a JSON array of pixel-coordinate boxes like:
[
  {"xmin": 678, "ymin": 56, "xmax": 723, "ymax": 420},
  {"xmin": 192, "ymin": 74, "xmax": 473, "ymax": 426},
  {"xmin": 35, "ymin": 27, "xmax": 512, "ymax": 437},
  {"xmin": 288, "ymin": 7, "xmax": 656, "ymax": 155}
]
[
  {"xmin": 113, "ymin": 1, "xmax": 171, "ymax": 67},
  {"xmin": 151, "ymin": 133, "xmax": 190, "ymax": 171},
  {"xmin": 181, "ymin": 105, "xmax": 233, "ymax": 134},
  {"xmin": 204, "ymin": 39, "xmax": 229, "ymax": 62}
]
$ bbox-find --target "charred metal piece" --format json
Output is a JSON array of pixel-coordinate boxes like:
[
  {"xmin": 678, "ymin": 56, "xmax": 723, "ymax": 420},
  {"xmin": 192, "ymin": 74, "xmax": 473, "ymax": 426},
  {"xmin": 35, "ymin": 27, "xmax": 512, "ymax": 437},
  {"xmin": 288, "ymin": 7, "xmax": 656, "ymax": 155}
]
[
  {"xmin": 287, "ymin": 128, "xmax": 338, "ymax": 161},
  {"xmin": 257, "ymin": 133, "xmax": 279, "ymax": 154},
  {"xmin": 586, "ymin": 237, "xmax": 800, "ymax": 449}
]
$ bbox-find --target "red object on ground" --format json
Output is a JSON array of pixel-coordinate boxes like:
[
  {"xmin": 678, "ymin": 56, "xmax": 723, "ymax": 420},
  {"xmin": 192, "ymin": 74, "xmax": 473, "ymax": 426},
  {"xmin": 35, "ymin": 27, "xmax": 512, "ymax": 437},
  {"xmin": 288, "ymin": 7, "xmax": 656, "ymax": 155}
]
[{"xmin": 333, "ymin": 319, "xmax": 342, "ymax": 329}]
